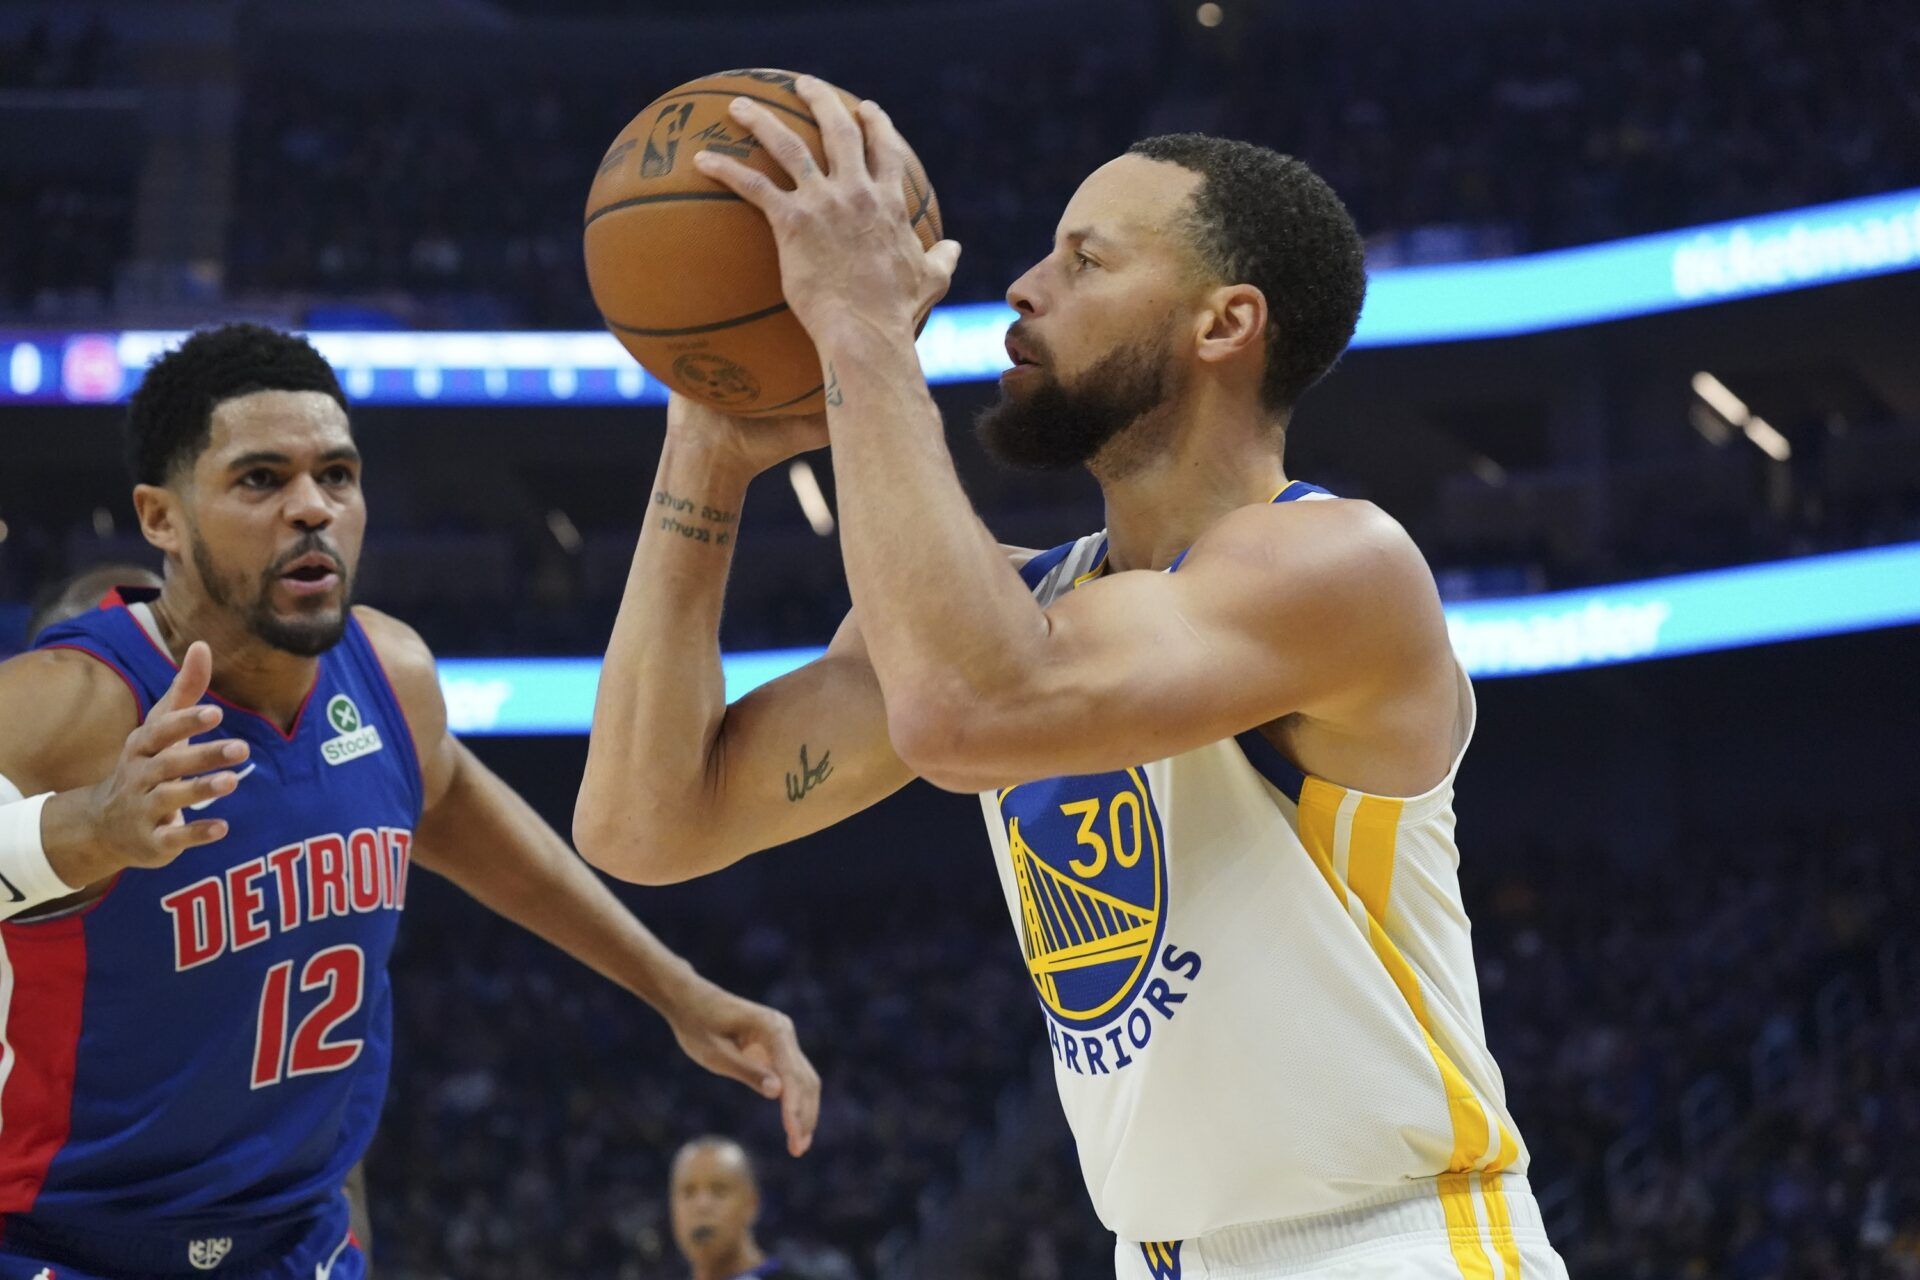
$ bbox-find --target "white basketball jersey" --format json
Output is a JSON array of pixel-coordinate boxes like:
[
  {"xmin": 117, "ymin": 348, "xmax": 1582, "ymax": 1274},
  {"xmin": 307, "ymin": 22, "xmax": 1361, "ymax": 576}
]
[{"xmin": 977, "ymin": 483, "xmax": 1529, "ymax": 1247}]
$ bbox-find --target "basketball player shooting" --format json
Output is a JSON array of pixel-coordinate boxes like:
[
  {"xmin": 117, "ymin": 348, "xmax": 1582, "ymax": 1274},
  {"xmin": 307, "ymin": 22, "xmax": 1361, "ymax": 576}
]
[
  {"xmin": 0, "ymin": 325, "xmax": 819, "ymax": 1280},
  {"xmin": 578, "ymin": 79, "xmax": 1569, "ymax": 1280}
]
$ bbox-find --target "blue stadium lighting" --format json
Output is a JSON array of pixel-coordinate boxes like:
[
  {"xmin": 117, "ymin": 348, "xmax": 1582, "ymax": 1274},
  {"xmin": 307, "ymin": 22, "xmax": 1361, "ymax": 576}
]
[
  {"xmin": 1, "ymin": 188, "xmax": 1916, "ymax": 407},
  {"xmin": 434, "ymin": 541, "xmax": 1920, "ymax": 735}
]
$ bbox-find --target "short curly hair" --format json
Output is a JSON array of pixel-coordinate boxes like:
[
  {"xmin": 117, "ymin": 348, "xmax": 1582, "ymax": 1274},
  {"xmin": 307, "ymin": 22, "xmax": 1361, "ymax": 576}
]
[
  {"xmin": 125, "ymin": 323, "xmax": 348, "ymax": 486},
  {"xmin": 1127, "ymin": 134, "xmax": 1367, "ymax": 413}
]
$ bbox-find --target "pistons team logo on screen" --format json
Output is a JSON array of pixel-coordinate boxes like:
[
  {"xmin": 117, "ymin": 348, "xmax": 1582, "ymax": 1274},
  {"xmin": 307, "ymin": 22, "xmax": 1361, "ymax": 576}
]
[{"xmin": 998, "ymin": 767, "xmax": 1167, "ymax": 1028}]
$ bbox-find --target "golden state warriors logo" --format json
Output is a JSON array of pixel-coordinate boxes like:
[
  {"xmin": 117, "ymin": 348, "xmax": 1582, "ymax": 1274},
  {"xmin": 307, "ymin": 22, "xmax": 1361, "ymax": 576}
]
[{"xmin": 999, "ymin": 768, "xmax": 1167, "ymax": 1029}]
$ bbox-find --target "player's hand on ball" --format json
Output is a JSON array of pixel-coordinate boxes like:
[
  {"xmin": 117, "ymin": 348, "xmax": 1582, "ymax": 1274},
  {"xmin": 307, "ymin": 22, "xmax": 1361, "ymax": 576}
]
[
  {"xmin": 75, "ymin": 641, "xmax": 247, "ymax": 881},
  {"xmin": 664, "ymin": 978, "xmax": 822, "ymax": 1156},
  {"xmin": 667, "ymin": 391, "xmax": 829, "ymax": 475},
  {"xmin": 694, "ymin": 76, "xmax": 961, "ymax": 346}
]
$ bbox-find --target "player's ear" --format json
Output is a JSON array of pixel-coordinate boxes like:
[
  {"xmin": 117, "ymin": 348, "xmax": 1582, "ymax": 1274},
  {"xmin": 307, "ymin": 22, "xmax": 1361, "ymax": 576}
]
[
  {"xmin": 1194, "ymin": 283, "xmax": 1268, "ymax": 368},
  {"xmin": 132, "ymin": 483, "xmax": 185, "ymax": 558}
]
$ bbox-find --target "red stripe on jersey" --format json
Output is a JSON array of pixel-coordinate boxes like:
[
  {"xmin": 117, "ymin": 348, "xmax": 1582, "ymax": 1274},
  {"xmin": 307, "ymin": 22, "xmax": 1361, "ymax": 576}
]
[{"xmin": 0, "ymin": 914, "xmax": 89, "ymax": 1216}]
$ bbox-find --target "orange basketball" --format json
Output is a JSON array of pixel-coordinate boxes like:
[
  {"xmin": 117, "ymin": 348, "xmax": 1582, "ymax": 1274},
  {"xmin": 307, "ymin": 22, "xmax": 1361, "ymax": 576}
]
[{"xmin": 583, "ymin": 69, "xmax": 943, "ymax": 418}]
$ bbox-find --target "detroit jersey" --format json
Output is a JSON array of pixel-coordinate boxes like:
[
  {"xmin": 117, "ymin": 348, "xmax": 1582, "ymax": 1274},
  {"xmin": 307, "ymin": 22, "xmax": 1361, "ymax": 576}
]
[
  {"xmin": 978, "ymin": 482, "xmax": 1536, "ymax": 1260},
  {"xmin": 0, "ymin": 598, "xmax": 419, "ymax": 1271}
]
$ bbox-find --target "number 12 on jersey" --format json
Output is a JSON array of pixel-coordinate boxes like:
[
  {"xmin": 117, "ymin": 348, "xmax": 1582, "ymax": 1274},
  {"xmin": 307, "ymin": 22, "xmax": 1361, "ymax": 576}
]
[{"xmin": 252, "ymin": 944, "xmax": 366, "ymax": 1089}]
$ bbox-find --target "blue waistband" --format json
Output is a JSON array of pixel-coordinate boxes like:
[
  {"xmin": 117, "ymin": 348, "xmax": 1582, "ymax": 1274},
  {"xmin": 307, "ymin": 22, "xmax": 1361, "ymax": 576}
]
[{"xmin": 1, "ymin": 1194, "xmax": 347, "ymax": 1276}]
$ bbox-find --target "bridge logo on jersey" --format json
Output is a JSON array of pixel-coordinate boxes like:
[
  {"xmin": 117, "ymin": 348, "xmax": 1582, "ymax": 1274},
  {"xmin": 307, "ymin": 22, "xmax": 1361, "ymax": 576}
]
[
  {"xmin": 321, "ymin": 693, "xmax": 383, "ymax": 767},
  {"xmin": 1139, "ymin": 1240, "xmax": 1183, "ymax": 1280},
  {"xmin": 188, "ymin": 1237, "xmax": 233, "ymax": 1271},
  {"xmin": 999, "ymin": 767, "xmax": 1167, "ymax": 1029}
]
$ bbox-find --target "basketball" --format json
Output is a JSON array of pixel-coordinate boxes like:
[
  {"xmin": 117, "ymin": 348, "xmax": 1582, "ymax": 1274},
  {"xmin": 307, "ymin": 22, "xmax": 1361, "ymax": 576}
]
[{"xmin": 583, "ymin": 69, "xmax": 943, "ymax": 418}]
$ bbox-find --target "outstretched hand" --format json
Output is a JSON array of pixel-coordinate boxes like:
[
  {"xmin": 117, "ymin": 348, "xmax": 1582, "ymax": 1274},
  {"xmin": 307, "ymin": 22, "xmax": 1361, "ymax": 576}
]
[
  {"xmin": 664, "ymin": 977, "xmax": 822, "ymax": 1157},
  {"xmin": 53, "ymin": 640, "xmax": 248, "ymax": 887},
  {"xmin": 693, "ymin": 76, "xmax": 960, "ymax": 347}
]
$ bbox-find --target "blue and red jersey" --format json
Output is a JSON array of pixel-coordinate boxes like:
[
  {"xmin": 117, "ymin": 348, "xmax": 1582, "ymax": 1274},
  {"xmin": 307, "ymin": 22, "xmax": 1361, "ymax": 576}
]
[{"xmin": 0, "ymin": 598, "xmax": 419, "ymax": 1272}]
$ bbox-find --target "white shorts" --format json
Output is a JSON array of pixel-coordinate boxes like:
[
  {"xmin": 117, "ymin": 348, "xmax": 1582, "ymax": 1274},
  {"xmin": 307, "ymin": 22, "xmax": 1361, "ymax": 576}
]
[{"xmin": 1113, "ymin": 1174, "xmax": 1569, "ymax": 1280}]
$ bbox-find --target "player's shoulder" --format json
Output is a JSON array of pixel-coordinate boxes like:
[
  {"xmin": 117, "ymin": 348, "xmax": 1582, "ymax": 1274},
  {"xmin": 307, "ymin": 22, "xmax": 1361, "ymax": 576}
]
[
  {"xmin": 351, "ymin": 604, "xmax": 432, "ymax": 667},
  {"xmin": 1192, "ymin": 492, "xmax": 1427, "ymax": 585},
  {"xmin": 350, "ymin": 605, "xmax": 444, "ymax": 723},
  {"xmin": 0, "ymin": 644, "xmax": 140, "ymax": 719},
  {"xmin": 0, "ymin": 646, "xmax": 141, "ymax": 788}
]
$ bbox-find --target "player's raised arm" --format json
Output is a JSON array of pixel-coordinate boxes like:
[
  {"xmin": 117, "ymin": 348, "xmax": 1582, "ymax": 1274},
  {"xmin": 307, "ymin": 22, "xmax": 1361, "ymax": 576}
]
[
  {"xmin": 571, "ymin": 393, "xmax": 915, "ymax": 886},
  {"xmin": 894, "ymin": 499, "xmax": 1454, "ymax": 792},
  {"xmin": 358, "ymin": 604, "xmax": 822, "ymax": 1155}
]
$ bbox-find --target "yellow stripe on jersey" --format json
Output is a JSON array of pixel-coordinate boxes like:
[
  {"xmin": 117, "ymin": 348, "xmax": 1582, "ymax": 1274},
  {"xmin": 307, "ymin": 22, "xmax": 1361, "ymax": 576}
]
[
  {"xmin": 1482, "ymin": 1172, "xmax": 1525, "ymax": 1280},
  {"xmin": 1296, "ymin": 777, "xmax": 1509, "ymax": 1280},
  {"xmin": 1296, "ymin": 778, "xmax": 1347, "ymax": 905},
  {"xmin": 1346, "ymin": 794, "xmax": 1401, "ymax": 920},
  {"xmin": 1437, "ymin": 1172, "xmax": 1497, "ymax": 1280}
]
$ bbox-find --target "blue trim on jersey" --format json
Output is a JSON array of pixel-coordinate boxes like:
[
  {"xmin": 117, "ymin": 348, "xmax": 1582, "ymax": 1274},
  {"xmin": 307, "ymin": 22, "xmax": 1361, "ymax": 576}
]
[
  {"xmin": 1233, "ymin": 726, "xmax": 1307, "ymax": 803},
  {"xmin": 1018, "ymin": 539, "xmax": 1079, "ymax": 590}
]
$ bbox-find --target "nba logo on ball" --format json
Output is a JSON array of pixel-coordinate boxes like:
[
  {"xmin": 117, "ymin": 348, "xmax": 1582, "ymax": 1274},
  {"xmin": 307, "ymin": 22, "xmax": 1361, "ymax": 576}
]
[
  {"xmin": 999, "ymin": 768, "xmax": 1168, "ymax": 1029},
  {"xmin": 640, "ymin": 102, "xmax": 695, "ymax": 177}
]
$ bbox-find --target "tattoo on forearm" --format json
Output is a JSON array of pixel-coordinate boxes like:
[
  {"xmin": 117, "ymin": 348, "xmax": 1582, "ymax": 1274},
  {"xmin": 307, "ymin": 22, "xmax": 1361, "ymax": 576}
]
[
  {"xmin": 784, "ymin": 743, "xmax": 834, "ymax": 803},
  {"xmin": 652, "ymin": 487, "xmax": 736, "ymax": 547},
  {"xmin": 825, "ymin": 363, "xmax": 844, "ymax": 408}
]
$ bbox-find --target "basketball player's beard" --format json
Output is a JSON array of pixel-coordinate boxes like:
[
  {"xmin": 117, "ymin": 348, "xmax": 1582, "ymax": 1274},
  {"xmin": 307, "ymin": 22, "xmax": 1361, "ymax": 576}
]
[
  {"xmin": 974, "ymin": 327, "xmax": 1177, "ymax": 474},
  {"xmin": 192, "ymin": 534, "xmax": 353, "ymax": 658}
]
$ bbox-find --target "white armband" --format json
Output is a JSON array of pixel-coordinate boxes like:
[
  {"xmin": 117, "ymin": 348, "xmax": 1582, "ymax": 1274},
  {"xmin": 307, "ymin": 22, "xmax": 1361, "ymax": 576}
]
[{"xmin": 0, "ymin": 775, "xmax": 80, "ymax": 920}]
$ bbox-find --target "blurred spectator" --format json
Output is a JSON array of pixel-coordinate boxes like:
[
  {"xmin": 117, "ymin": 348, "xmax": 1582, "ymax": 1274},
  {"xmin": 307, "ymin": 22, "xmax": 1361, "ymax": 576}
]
[{"xmin": 669, "ymin": 1137, "xmax": 832, "ymax": 1280}]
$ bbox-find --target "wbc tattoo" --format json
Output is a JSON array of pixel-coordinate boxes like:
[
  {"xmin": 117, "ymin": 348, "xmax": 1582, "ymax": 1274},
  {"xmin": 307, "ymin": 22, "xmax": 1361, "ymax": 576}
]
[
  {"xmin": 825, "ymin": 363, "xmax": 844, "ymax": 408},
  {"xmin": 785, "ymin": 743, "xmax": 834, "ymax": 803}
]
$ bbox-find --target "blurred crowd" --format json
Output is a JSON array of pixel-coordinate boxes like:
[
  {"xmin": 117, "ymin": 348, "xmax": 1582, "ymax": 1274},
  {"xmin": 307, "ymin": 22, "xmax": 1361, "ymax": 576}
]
[
  {"xmin": 211, "ymin": 0, "xmax": 1920, "ymax": 324},
  {"xmin": 0, "ymin": 12, "xmax": 130, "ymax": 317},
  {"xmin": 1211, "ymin": 0, "xmax": 1920, "ymax": 268},
  {"xmin": 0, "ymin": 13, "xmax": 118, "ymax": 92},
  {"xmin": 8, "ymin": 0, "xmax": 1910, "ymax": 319},
  {"xmin": 367, "ymin": 874, "xmax": 1038, "ymax": 1279},
  {"xmin": 1476, "ymin": 814, "xmax": 1920, "ymax": 1279}
]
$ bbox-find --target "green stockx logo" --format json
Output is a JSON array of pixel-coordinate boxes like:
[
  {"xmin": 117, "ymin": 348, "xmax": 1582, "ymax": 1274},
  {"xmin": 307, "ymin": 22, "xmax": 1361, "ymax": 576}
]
[
  {"xmin": 327, "ymin": 694, "xmax": 362, "ymax": 735},
  {"xmin": 321, "ymin": 694, "xmax": 383, "ymax": 767}
]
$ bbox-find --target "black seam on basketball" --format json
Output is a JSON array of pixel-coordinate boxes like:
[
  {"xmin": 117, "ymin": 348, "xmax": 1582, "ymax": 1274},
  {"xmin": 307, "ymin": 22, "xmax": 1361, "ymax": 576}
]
[
  {"xmin": 605, "ymin": 300, "xmax": 791, "ymax": 338},
  {"xmin": 754, "ymin": 382, "xmax": 828, "ymax": 413},
  {"xmin": 909, "ymin": 179, "xmax": 933, "ymax": 230},
  {"xmin": 585, "ymin": 191, "xmax": 744, "ymax": 228},
  {"xmin": 653, "ymin": 90, "xmax": 818, "ymax": 128}
]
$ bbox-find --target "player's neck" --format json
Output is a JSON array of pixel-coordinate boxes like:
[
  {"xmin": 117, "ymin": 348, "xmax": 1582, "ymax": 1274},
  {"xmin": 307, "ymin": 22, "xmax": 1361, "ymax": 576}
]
[
  {"xmin": 151, "ymin": 588, "xmax": 321, "ymax": 733},
  {"xmin": 692, "ymin": 1237, "xmax": 766, "ymax": 1280},
  {"xmin": 1094, "ymin": 392, "xmax": 1287, "ymax": 573}
]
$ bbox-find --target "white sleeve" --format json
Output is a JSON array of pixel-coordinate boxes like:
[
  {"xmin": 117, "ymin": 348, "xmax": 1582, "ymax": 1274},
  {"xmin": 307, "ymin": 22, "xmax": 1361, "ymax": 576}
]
[{"xmin": 0, "ymin": 772, "xmax": 82, "ymax": 918}]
